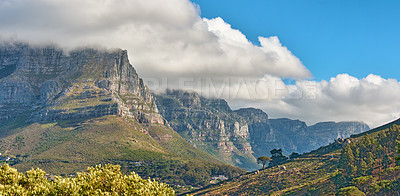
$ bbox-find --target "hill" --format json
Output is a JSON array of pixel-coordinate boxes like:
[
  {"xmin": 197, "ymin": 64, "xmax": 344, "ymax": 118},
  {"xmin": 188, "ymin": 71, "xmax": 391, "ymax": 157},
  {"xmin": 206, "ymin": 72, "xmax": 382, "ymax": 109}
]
[
  {"xmin": 0, "ymin": 43, "xmax": 245, "ymax": 191},
  {"xmin": 189, "ymin": 119, "xmax": 400, "ymax": 195}
]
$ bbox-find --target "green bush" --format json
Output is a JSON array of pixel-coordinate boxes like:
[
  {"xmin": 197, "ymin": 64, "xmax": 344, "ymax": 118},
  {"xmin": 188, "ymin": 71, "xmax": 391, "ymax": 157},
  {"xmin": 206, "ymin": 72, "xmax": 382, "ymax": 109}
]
[{"xmin": 0, "ymin": 164, "xmax": 175, "ymax": 195}]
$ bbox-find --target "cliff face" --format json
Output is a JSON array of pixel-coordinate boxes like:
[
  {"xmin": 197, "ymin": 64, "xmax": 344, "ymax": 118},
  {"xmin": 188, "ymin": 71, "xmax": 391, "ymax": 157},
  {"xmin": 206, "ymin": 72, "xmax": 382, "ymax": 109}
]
[
  {"xmin": 233, "ymin": 109, "xmax": 369, "ymax": 157},
  {"xmin": 307, "ymin": 121, "xmax": 370, "ymax": 146},
  {"xmin": 156, "ymin": 90, "xmax": 258, "ymax": 170},
  {"xmin": 0, "ymin": 43, "xmax": 164, "ymax": 126},
  {"xmin": 156, "ymin": 90, "xmax": 370, "ymax": 170},
  {"xmin": 251, "ymin": 118, "xmax": 369, "ymax": 156}
]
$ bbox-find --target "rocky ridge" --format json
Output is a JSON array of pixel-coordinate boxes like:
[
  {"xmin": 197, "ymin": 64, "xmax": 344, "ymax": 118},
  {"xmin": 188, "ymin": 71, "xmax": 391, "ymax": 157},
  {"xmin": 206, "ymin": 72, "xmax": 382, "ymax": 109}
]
[
  {"xmin": 0, "ymin": 43, "xmax": 164, "ymax": 126},
  {"xmin": 155, "ymin": 90, "xmax": 370, "ymax": 170},
  {"xmin": 155, "ymin": 89, "xmax": 257, "ymax": 170}
]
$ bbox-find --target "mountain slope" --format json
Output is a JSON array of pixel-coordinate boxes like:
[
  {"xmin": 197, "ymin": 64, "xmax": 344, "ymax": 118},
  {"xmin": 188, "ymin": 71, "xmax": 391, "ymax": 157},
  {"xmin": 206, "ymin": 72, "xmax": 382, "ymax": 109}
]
[
  {"xmin": 155, "ymin": 90, "xmax": 258, "ymax": 170},
  {"xmin": 0, "ymin": 43, "xmax": 245, "ymax": 189},
  {"xmin": 189, "ymin": 119, "xmax": 400, "ymax": 195},
  {"xmin": 155, "ymin": 89, "xmax": 370, "ymax": 170}
]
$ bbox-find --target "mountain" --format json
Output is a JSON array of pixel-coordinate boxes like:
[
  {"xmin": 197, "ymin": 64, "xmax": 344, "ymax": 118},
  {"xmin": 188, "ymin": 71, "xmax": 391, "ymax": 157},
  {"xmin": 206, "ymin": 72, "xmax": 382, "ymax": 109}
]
[
  {"xmin": 0, "ymin": 43, "xmax": 245, "ymax": 190},
  {"xmin": 264, "ymin": 119, "xmax": 369, "ymax": 155},
  {"xmin": 155, "ymin": 89, "xmax": 257, "ymax": 170},
  {"xmin": 155, "ymin": 90, "xmax": 370, "ymax": 170},
  {"xmin": 189, "ymin": 119, "xmax": 400, "ymax": 195}
]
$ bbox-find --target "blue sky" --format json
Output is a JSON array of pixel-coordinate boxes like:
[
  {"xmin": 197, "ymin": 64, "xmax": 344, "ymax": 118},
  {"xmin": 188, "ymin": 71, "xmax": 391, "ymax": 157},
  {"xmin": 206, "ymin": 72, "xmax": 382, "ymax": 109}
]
[{"xmin": 192, "ymin": 0, "xmax": 400, "ymax": 81}]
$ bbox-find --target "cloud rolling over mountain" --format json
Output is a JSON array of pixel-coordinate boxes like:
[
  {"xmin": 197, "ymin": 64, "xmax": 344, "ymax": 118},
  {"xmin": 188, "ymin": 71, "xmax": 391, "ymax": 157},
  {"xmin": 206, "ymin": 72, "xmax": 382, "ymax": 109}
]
[{"xmin": 0, "ymin": 0, "xmax": 399, "ymax": 127}]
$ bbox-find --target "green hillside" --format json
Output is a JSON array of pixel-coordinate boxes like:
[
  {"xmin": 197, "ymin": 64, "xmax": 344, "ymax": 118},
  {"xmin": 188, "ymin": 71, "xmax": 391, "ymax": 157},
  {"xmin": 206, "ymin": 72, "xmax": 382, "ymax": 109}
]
[
  {"xmin": 0, "ymin": 115, "xmax": 244, "ymax": 189},
  {"xmin": 189, "ymin": 122, "xmax": 400, "ymax": 195}
]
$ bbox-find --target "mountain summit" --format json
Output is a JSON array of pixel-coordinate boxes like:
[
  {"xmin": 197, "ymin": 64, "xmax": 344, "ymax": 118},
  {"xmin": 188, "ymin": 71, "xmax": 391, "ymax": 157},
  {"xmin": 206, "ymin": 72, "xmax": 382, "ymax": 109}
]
[
  {"xmin": 0, "ymin": 43, "xmax": 244, "ymax": 188},
  {"xmin": 0, "ymin": 43, "xmax": 163, "ymax": 124}
]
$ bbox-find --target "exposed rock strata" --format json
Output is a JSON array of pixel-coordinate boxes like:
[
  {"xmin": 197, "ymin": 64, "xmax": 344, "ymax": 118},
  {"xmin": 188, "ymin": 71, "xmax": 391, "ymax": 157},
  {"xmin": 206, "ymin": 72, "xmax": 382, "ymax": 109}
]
[
  {"xmin": 156, "ymin": 90, "xmax": 370, "ymax": 170},
  {"xmin": 0, "ymin": 43, "xmax": 164, "ymax": 124}
]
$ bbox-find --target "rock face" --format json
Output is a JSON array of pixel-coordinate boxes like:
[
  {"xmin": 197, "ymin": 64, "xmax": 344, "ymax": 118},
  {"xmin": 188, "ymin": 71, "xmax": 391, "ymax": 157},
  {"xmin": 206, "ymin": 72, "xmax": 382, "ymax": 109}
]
[
  {"xmin": 0, "ymin": 43, "xmax": 165, "ymax": 125},
  {"xmin": 156, "ymin": 90, "xmax": 370, "ymax": 170},
  {"xmin": 155, "ymin": 89, "xmax": 258, "ymax": 170},
  {"xmin": 307, "ymin": 121, "xmax": 370, "ymax": 147},
  {"xmin": 252, "ymin": 118, "xmax": 369, "ymax": 156},
  {"xmin": 235, "ymin": 110, "xmax": 369, "ymax": 157}
]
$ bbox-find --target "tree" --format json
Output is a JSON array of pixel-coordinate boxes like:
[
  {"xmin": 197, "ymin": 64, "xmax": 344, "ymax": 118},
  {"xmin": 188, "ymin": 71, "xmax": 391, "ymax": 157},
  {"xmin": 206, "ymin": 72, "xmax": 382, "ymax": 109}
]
[
  {"xmin": 257, "ymin": 156, "xmax": 272, "ymax": 170},
  {"xmin": 396, "ymin": 143, "xmax": 400, "ymax": 165},
  {"xmin": 352, "ymin": 176, "xmax": 374, "ymax": 193},
  {"xmin": 339, "ymin": 144, "xmax": 356, "ymax": 174},
  {"xmin": 359, "ymin": 160, "xmax": 368, "ymax": 176},
  {"xmin": 269, "ymin": 149, "xmax": 288, "ymax": 166},
  {"xmin": 337, "ymin": 186, "xmax": 366, "ymax": 196},
  {"xmin": 289, "ymin": 152, "xmax": 300, "ymax": 160}
]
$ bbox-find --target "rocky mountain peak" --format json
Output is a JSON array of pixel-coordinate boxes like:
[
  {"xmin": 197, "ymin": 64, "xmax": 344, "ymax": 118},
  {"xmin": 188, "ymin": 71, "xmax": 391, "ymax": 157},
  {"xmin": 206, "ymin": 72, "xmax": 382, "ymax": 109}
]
[{"xmin": 0, "ymin": 43, "xmax": 164, "ymax": 124}]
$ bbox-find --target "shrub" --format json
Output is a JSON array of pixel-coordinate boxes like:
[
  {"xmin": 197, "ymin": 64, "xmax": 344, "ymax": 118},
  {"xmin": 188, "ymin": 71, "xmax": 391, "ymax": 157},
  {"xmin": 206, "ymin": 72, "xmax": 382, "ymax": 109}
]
[{"xmin": 0, "ymin": 164, "xmax": 175, "ymax": 195}]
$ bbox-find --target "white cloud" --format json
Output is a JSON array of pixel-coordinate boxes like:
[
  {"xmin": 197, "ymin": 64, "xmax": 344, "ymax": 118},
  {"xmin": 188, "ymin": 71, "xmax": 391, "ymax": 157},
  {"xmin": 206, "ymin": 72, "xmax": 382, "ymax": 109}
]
[
  {"xmin": 0, "ymin": 0, "xmax": 398, "ymax": 128},
  {"xmin": 0, "ymin": 0, "xmax": 310, "ymax": 81},
  {"xmin": 229, "ymin": 74, "xmax": 400, "ymax": 128}
]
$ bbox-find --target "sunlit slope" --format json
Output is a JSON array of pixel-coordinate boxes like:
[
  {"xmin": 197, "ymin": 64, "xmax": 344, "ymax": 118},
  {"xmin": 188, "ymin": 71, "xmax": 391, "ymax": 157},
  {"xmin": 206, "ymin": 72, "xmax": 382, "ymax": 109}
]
[{"xmin": 190, "ymin": 120, "xmax": 400, "ymax": 195}]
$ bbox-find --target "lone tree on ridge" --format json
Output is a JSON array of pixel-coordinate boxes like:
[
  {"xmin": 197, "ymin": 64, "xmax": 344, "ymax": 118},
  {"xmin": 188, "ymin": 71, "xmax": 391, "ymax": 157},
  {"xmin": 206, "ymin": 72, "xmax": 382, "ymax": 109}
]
[{"xmin": 257, "ymin": 156, "xmax": 272, "ymax": 170}]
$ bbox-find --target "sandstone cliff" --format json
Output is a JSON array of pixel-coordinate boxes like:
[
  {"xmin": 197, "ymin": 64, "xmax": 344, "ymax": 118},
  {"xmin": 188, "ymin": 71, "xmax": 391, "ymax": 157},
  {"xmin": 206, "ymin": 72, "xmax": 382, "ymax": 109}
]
[
  {"xmin": 0, "ymin": 43, "xmax": 164, "ymax": 127},
  {"xmin": 156, "ymin": 90, "xmax": 370, "ymax": 170},
  {"xmin": 156, "ymin": 89, "xmax": 258, "ymax": 170}
]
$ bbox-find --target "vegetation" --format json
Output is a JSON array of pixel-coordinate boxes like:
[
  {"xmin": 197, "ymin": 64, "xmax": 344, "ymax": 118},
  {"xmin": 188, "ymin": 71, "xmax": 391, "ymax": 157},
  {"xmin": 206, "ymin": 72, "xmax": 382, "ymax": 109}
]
[
  {"xmin": 396, "ymin": 142, "xmax": 400, "ymax": 164},
  {"xmin": 336, "ymin": 186, "xmax": 365, "ymax": 196},
  {"xmin": 257, "ymin": 156, "xmax": 271, "ymax": 169},
  {"xmin": 269, "ymin": 148, "xmax": 288, "ymax": 166},
  {"xmin": 0, "ymin": 45, "xmax": 246, "ymax": 194},
  {"xmin": 0, "ymin": 164, "xmax": 174, "ymax": 195},
  {"xmin": 289, "ymin": 152, "xmax": 300, "ymax": 160},
  {"xmin": 0, "ymin": 116, "xmax": 245, "ymax": 193},
  {"xmin": 189, "ymin": 124, "xmax": 400, "ymax": 195}
]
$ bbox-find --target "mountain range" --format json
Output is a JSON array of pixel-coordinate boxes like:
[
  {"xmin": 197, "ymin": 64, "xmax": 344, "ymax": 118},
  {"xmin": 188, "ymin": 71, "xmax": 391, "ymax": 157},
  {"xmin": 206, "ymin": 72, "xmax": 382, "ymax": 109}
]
[
  {"xmin": 0, "ymin": 43, "xmax": 373, "ymax": 192},
  {"xmin": 156, "ymin": 89, "xmax": 369, "ymax": 170},
  {"xmin": 0, "ymin": 43, "xmax": 244, "ymax": 190}
]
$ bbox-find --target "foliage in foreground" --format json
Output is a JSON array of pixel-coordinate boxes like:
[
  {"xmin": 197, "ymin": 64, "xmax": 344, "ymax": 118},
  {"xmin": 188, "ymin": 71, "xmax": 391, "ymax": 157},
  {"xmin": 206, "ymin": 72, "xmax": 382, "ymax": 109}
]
[{"xmin": 0, "ymin": 164, "xmax": 174, "ymax": 195}]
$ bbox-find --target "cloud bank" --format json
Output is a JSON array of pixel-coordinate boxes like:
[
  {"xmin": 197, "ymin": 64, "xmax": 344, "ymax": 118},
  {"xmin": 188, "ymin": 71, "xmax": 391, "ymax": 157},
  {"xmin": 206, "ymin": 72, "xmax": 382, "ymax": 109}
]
[
  {"xmin": 0, "ymin": 0, "xmax": 310, "ymax": 80},
  {"xmin": 228, "ymin": 74, "xmax": 400, "ymax": 128},
  {"xmin": 0, "ymin": 0, "xmax": 399, "ymax": 127}
]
